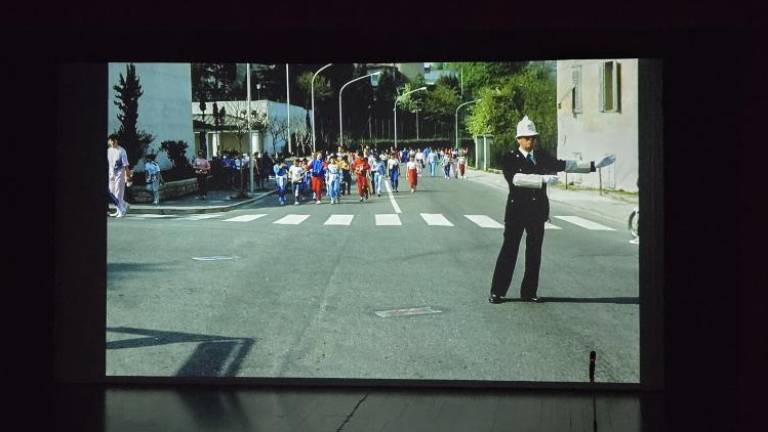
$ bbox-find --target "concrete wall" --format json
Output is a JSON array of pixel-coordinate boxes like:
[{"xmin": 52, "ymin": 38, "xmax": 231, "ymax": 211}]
[
  {"xmin": 556, "ymin": 59, "xmax": 639, "ymax": 192},
  {"xmin": 108, "ymin": 63, "xmax": 194, "ymax": 172},
  {"xmin": 192, "ymin": 100, "xmax": 311, "ymax": 157},
  {"xmin": 398, "ymin": 63, "xmax": 426, "ymax": 82}
]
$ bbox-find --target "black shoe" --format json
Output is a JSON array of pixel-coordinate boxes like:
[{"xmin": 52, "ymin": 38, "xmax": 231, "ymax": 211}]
[
  {"xmin": 522, "ymin": 296, "xmax": 541, "ymax": 303},
  {"xmin": 488, "ymin": 295, "xmax": 504, "ymax": 304}
]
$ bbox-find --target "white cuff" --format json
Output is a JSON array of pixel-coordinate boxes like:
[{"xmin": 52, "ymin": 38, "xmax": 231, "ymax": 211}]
[
  {"xmin": 512, "ymin": 174, "xmax": 544, "ymax": 189},
  {"xmin": 564, "ymin": 160, "xmax": 592, "ymax": 173}
]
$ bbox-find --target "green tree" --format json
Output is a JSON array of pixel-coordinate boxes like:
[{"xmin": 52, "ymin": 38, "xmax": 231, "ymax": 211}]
[
  {"xmin": 466, "ymin": 63, "xmax": 557, "ymax": 162},
  {"xmin": 423, "ymin": 81, "xmax": 460, "ymax": 123},
  {"xmin": 160, "ymin": 140, "xmax": 191, "ymax": 169},
  {"xmin": 112, "ymin": 63, "xmax": 154, "ymax": 167},
  {"xmin": 447, "ymin": 62, "xmax": 527, "ymax": 99},
  {"xmin": 296, "ymin": 71, "xmax": 332, "ymax": 108}
]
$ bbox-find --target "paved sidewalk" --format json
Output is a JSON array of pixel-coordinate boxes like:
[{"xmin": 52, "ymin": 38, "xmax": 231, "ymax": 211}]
[
  {"xmin": 110, "ymin": 187, "xmax": 276, "ymax": 215},
  {"xmin": 464, "ymin": 167, "xmax": 637, "ymax": 225}
]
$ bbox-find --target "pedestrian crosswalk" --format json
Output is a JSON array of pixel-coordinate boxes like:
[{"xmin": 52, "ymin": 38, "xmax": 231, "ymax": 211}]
[
  {"xmin": 126, "ymin": 211, "xmax": 621, "ymax": 233},
  {"xmin": 553, "ymin": 216, "xmax": 616, "ymax": 231},
  {"xmin": 375, "ymin": 214, "xmax": 402, "ymax": 226},
  {"xmin": 273, "ymin": 214, "xmax": 311, "ymax": 225},
  {"xmin": 324, "ymin": 214, "xmax": 355, "ymax": 226},
  {"xmin": 464, "ymin": 215, "xmax": 503, "ymax": 229},
  {"xmin": 223, "ymin": 214, "xmax": 268, "ymax": 222},
  {"xmin": 420, "ymin": 213, "xmax": 454, "ymax": 227}
]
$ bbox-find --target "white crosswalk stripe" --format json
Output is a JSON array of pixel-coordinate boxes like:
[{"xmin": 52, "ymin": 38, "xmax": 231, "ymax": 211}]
[
  {"xmin": 223, "ymin": 214, "xmax": 268, "ymax": 222},
  {"xmin": 273, "ymin": 214, "xmax": 310, "ymax": 225},
  {"xmin": 464, "ymin": 215, "xmax": 503, "ymax": 229},
  {"xmin": 375, "ymin": 214, "xmax": 401, "ymax": 226},
  {"xmin": 180, "ymin": 214, "xmax": 226, "ymax": 221},
  {"xmin": 128, "ymin": 214, "xmax": 178, "ymax": 218},
  {"xmin": 324, "ymin": 214, "xmax": 354, "ymax": 225},
  {"xmin": 553, "ymin": 216, "xmax": 616, "ymax": 231},
  {"xmin": 420, "ymin": 213, "xmax": 454, "ymax": 226},
  {"xmin": 131, "ymin": 211, "xmax": 618, "ymax": 235}
]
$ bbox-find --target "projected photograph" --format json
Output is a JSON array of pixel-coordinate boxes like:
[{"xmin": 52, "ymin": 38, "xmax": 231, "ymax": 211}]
[{"xmin": 106, "ymin": 60, "xmax": 642, "ymax": 382}]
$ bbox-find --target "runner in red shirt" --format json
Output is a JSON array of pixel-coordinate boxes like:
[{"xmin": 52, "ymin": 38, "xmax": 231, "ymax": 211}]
[{"xmin": 351, "ymin": 151, "xmax": 371, "ymax": 202}]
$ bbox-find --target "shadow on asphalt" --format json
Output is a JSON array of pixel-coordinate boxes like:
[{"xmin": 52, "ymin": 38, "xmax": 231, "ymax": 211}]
[
  {"xmin": 108, "ymin": 262, "xmax": 174, "ymax": 273},
  {"xmin": 498, "ymin": 296, "xmax": 639, "ymax": 305},
  {"xmin": 106, "ymin": 326, "xmax": 255, "ymax": 377}
]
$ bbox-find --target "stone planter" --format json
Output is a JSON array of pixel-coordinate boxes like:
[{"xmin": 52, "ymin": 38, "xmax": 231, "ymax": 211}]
[{"xmin": 128, "ymin": 176, "xmax": 211, "ymax": 203}]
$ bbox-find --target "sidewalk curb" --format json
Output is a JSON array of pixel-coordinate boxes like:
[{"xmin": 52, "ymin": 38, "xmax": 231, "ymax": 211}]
[
  {"xmin": 120, "ymin": 190, "xmax": 276, "ymax": 215},
  {"xmin": 466, "ymin": 167, "xmax": 634, "ymax": 225}
]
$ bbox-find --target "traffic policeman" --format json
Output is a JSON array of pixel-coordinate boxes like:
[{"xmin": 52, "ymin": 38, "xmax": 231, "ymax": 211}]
[{"xmin": 489, "ymin": 116, "xmax": 616, "ymax": 304}]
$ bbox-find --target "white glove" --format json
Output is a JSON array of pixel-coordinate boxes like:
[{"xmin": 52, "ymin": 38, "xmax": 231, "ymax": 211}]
[
  {"xmin": 595, "ymin": 154, "xmax": 616, "ymax": 169},
  {"xmin": 542, "ymin": 175, "xmax": 559, "ymax": 186}
]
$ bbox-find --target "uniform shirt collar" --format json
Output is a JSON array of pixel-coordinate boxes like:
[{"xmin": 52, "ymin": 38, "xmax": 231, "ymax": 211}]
[{"xmin": 517, "ymin": 146, "xmax": 533, "ymax": 159}]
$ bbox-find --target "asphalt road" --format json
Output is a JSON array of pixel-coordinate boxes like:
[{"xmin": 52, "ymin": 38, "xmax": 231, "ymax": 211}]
[{"xmin": 106, "ymin": 171, "xmax": 639, "ymax": 383}]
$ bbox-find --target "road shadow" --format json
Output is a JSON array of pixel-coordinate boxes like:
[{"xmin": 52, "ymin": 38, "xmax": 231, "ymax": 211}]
[
  {"xmin": 107, "ymin": 262, "xmax": 176, "ymax": 288},
  {"xmin": 106, "ymin": 326, "xmax": 255, "ymax": 376},
  {"xmin": 107, "ymin": 262, "xmax": 173, "ymax": 273},
  {"xmin": 498, "ymin": 296, "xmax": 639, "ymax": 305}
]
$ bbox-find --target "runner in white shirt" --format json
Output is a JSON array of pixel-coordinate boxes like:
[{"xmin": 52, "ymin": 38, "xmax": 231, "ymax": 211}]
[
  {"xmin": 288, "ymin": 158, "xmax": 305, "ymax": 205},
  {"xmin": 387, "ymin": 152, "xmax": 400, "ymax": 192},
  {"xmin": 406, "ymin": 156, "xmax": 419, "ymax": 193},
  {"xmin": 427, "ymin": 151, "xmax": 437, "ymax": 177},
  {"xmin": 326, "ymin": 158, "xmax": 341, "ymax": 204},
  {"xmin": 457, "ymin": 150, "xmax": 467, "ymax": 179},
  {"xmin": 415, "ymin": 149, "xmax": 425, "ymax": 171}
]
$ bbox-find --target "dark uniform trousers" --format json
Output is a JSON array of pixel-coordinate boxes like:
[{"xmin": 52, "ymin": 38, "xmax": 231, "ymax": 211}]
[{"xmin": 490, "ymin": 148, "xmax": 574, "ymax": 299}]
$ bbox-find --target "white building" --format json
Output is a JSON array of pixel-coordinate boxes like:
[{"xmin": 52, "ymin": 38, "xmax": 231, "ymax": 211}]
[
  {"xmin": 366, "ymin": 63, "xmax": 425, "ymax": 82},
  {"xmin": 192, "ymin": 100, "xmax": 312, "ymax": 157},
  {"xmin": 108, "ymin": 63, "xmax": 195, "ymax": 172},
  {"xmin": 556, "ymin": 59, "xmax": 639, "ymax": 192}
]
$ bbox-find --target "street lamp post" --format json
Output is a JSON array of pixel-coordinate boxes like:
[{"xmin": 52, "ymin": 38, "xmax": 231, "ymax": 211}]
[
  {"xmin": 339, "ymin": 72, "xmax": 380, "ymax": 149},
  {"xmin": 455, "ymin": 99, "xmax": 480, "ymax": 150},
  {"xmin": 247, "ymin": 62, "xmax": 254, "ymax": 194},
  {"xmin": 311, "ymin": 63, "xmax": 332, "ymax": 155},
  {"xmin": 286, "ymin": 64, "xmax": 291, "ymax": 155},
  {"xmin": 393, "ymin": 86, "xmax": 427, "ymax": 149}
]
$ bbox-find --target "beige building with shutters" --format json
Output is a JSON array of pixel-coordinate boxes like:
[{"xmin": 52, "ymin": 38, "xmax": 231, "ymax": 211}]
[{"xmin": 556, "ymin": 59, "xmax": 639, "ymax": 192}]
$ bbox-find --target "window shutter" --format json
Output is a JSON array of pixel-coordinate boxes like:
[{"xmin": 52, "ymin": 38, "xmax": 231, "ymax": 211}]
[
  {"xmin": 615, "ymin": 62, "xmax": 622, "ymax": 113},
  {"xmin": 598, "ymin": 63, "xmax": 604, "ymax": 112},
  {"xmin": 571, "ymin": 66, "xmax": 582, "ymax": 113}
]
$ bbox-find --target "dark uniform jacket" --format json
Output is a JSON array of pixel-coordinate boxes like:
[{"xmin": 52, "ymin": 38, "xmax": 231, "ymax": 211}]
[{"xmin": 501, "ymin": 148, "xmax": 593, "ymax": 223}]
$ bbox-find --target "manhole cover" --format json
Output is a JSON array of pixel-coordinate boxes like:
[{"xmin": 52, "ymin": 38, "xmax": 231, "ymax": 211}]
[
  {"xmin": 191, "ymin": 256, "xmax": 240, "ymax": 261},
  {"xmin": 374, "ymin": 306, "xmax": 443, "ymax": 318}
]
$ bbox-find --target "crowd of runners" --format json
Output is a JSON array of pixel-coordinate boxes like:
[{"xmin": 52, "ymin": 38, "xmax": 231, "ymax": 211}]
[{"xmin": 270, "ymin": 146, "xmax": 470, "ymax": 206}]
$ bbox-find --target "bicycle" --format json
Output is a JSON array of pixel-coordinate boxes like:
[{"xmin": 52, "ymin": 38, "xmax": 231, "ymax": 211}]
[{"xmin": 628, "ymin": 206, "xmax": 639, "ymax": 244}]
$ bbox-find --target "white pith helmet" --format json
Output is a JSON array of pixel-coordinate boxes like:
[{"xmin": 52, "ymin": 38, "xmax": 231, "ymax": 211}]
[{"xmin": 516, "ymin": 115, "xmax": 539, "ymax": 138}]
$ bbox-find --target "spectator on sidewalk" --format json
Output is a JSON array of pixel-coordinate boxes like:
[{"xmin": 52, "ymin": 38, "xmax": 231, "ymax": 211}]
[
  {"xmin": 253, "ymin": 152, "xmax": 263, "ymax": 190},
  {"xmin": 488, "ymin": 115, "xmax": 616, "ymax": 304},
  {"xmin": 107, "ymin": 134, "xmax": 132, "ymax": 218},
  {"xmin": 193, "ymin": 151, "xmax": 210, "ymax": 200},
  {"xmin": 144, "ymin": 153, "xmax": 164, "ymax": 205},
  {"xmin": 261, "ymin": 152, "xmax": 274, "ymax": 188}
]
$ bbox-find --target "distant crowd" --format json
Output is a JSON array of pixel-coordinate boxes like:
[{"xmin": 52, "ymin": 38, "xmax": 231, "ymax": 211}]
[{"xmin": 207, "ymin": 146, "xmax": 470, "ymax": 205}]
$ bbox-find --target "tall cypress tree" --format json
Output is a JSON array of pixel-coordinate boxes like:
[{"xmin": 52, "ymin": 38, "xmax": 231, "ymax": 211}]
[{"xmin": 113, "ymin": 63, "xmax": 153, "ymax": 166}]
